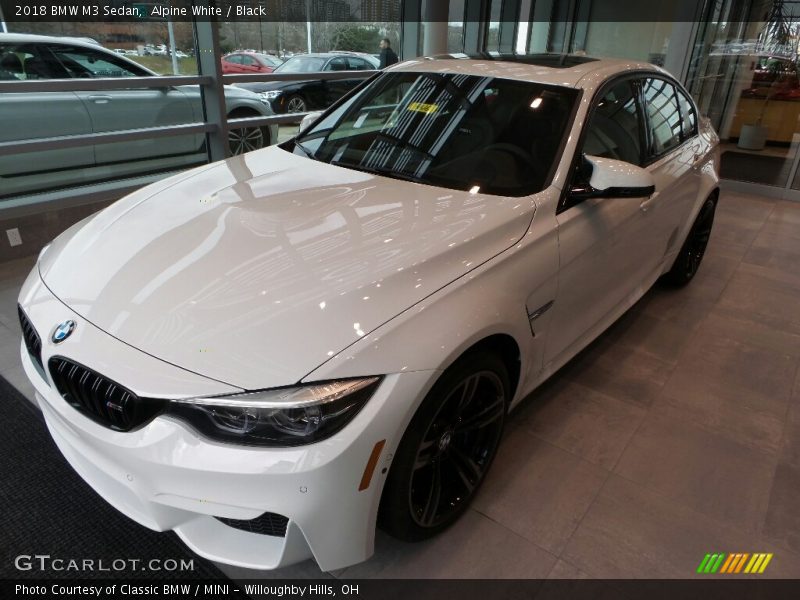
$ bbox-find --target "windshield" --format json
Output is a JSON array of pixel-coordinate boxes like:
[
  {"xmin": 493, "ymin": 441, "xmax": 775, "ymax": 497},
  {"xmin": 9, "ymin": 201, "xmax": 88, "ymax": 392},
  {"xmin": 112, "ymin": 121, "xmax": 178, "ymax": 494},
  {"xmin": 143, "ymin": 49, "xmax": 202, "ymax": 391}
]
[
  {"xmin": 290, "ymin": 72, "xmax": 578, "ymax": 196},
  {"xmin": 276, "ymin": 56, "xmax": 327, "ymax": 73}
]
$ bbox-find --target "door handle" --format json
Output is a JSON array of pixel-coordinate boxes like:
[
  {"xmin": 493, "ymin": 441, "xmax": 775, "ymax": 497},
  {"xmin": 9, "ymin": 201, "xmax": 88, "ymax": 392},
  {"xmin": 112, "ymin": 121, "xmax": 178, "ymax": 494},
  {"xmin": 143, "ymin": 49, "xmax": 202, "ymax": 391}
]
[
  {"xmin": 692, "ymin": 152, "xmax": 704, "ymax": 169},
  {"xmin": 87, "ymin": 94, "xmax": 112, "ymax": 104},
  {"xmin": 640, "ymin": 191, "xmax": 659, "ymax": 212}
]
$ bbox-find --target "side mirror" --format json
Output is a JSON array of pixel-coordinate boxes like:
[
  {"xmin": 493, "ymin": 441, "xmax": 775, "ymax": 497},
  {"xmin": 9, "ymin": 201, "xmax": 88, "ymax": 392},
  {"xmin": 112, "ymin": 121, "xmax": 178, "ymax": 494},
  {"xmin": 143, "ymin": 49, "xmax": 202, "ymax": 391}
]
[
  {"xmin": 569, "ymin": 154, "xmax": 655, "ymax": 200},
  {"xmin": 298, "ymin": 110, "xmax": 324, "ymax": 134}
]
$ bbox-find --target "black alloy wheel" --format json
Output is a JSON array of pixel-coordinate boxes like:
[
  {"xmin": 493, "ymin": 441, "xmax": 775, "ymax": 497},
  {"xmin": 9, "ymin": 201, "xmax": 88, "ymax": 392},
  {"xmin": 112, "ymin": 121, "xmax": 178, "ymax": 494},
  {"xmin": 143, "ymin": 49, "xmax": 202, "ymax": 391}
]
[{"xmin": 380, "ymin": 352, "xmax": 509, "ymax": 541}]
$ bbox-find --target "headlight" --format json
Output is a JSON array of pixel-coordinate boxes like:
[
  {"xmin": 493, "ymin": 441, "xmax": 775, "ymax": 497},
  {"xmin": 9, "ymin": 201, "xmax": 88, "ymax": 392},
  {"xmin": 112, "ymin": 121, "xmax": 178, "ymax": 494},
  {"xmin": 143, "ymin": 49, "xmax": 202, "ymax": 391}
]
[
  {"xmin": 260, "ymin": 90, "xmax": 282, "ymax": 100},
  {"xmin": 165, "ymin": 377, "xmax": 380, "ymax": 447}
]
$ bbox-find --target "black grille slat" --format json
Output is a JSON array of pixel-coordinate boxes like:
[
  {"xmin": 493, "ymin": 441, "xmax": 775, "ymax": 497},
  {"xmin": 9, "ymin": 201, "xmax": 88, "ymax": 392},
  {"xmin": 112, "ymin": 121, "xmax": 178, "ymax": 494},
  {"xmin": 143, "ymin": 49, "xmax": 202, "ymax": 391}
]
[
  {"xmin": 216, "ymin": 512, "xmax": 289, "ymax": 537},
  {"xmin": 17, "ymin": 306, "xmax": 43, "ymax": 370},
  {"xmin": 48, "ymin": 357, "xmax": 164, "ymax": 432}
]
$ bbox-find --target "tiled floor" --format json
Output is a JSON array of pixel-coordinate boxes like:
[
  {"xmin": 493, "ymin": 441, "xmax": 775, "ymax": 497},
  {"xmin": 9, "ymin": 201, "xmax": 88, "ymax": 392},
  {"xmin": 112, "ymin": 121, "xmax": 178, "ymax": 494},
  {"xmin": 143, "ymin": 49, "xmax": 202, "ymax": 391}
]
[{"xmin": 1, "ymin": 190, "xmax": 798, "ymax": 579}]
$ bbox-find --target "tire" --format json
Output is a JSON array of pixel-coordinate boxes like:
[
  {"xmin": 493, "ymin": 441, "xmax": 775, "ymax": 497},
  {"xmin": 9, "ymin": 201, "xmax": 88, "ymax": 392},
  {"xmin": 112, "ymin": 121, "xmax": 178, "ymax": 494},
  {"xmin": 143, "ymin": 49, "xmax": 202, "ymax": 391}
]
[
  {"xmin": 379, "ymin": 351, "xmax": 509, "ymax": 542},
  {"xmin": 285, "ymin": 94, "xmax": 308, "ymax": 114},
  {"xmin": 662, "ymin": 195, "xmax": 717, "ymax": 287},
  {"xmin": 227, "ymin": 110, "xmax": 271, "ymax": 156}
]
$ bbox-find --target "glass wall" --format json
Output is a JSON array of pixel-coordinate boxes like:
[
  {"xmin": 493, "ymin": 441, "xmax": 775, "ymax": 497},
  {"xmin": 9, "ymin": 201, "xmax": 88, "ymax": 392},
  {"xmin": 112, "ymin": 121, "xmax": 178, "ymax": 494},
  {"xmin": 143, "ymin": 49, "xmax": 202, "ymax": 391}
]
[
  {"xmin": 0, "ymin": 21, "xmax": 205, "ymax": 200},
  {"xmin": 686, "ymin": 0, "xmax": 800, "ymax": 195}
]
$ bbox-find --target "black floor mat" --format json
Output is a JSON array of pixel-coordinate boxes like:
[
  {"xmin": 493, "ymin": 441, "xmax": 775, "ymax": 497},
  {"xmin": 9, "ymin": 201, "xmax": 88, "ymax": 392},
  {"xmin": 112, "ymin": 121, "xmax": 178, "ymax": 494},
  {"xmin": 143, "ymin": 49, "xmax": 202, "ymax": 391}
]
[
  {"xmin": 720, "ymin": 150, "xmax": 793, "ymax": 186},
  {"xmin": 0, "ymin": 374, "xmax": 229, "ymax": 580}
]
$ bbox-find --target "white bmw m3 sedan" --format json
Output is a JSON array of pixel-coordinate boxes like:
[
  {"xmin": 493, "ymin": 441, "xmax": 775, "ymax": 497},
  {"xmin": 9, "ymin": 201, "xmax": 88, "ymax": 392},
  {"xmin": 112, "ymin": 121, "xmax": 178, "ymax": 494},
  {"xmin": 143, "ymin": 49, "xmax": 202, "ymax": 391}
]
[{"xmin": 18, "ymin": 54, "xmax": 719, "ymax": 572}]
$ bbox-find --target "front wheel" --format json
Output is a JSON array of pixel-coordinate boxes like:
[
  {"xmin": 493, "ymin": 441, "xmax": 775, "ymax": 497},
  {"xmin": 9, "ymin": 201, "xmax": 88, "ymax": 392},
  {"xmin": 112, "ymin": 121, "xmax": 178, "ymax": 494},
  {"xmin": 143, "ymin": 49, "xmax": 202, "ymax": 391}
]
[
  {"xmin": 663, "ymin": 195, "xmax": 717, "ymax": 287},
  {"xmin": 285, "ymin": 95, "xmax": 308, "ymax": 113},
  {"xmin": 379, "ymin": 352, "xmax": 509, "ymax": 542}
]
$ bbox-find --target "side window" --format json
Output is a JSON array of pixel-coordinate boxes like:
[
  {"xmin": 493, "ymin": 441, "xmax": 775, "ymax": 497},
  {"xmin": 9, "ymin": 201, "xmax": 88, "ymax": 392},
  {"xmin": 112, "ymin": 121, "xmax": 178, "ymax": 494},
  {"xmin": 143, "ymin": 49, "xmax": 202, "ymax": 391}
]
[
  {"xmin": 240, "ymin": 55, "xmax": 257, "ymax": 66},
  {"xmin": 326, "ymin": 57, "xmax": 348, "ymax": 71},
  {"xmin": 581, "ymin": 80, "xmax": 643, "ymax": 166},
  {"xmin": 49, "ymin": 46, "xmax": 148, "ymax": 78},
  {"xmin": 642, "ymin": 78, "xmax": 682, "ymax": 155},
  {"xmin": 0, "ymin": 44, "xmax": 65, "ymax": 80},
  {"xmin": 347, "ymin": 57, "xmax": 367, "ymax": 70},
  {"xmin": 676, "ymin": 88, "xmax": 697, "ymax": 140},
  {"xmin": 226, "ymin": 54, "xmax": 242, "ymax": 64}
]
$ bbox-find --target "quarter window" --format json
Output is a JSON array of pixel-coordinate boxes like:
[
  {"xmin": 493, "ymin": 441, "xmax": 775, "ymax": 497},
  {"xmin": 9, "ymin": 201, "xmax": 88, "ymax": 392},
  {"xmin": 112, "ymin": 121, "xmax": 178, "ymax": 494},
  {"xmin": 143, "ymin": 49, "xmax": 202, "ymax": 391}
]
[
  {"xmin": 643, "ymin": 78, "xmax": 682, "ymax": 155},
  {"xmin": 582, "ymin": 81, "xmax": 643, "ymax": 165}
]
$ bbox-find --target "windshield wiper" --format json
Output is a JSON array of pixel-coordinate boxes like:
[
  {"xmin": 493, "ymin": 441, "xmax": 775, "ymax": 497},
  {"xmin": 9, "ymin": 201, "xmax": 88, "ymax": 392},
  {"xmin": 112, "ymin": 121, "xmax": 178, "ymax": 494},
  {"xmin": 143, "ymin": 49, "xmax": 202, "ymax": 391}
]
[
  {"xmin": 293, "ymin": 140, "xmax": 316, "ymax": 160},
  {"xmin": 337, "ymin": 162, "xmax": 426, "ymax": 185}
]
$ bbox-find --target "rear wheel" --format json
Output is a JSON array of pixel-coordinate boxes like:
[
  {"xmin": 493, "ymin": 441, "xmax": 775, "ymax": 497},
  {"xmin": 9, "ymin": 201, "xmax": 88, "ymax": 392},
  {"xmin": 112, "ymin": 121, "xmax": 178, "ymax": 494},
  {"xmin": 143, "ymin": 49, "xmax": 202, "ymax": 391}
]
[
  {"xmin": 227, "ymin": 110, "xmax": 270, "ymax": 156},
  {"xmin": 663, "ymin": 195, "xmax": 717, "ymax": 286},
  {"xmin": 379, "ymin": 352, "xmax": 508, "ymax": 541}
]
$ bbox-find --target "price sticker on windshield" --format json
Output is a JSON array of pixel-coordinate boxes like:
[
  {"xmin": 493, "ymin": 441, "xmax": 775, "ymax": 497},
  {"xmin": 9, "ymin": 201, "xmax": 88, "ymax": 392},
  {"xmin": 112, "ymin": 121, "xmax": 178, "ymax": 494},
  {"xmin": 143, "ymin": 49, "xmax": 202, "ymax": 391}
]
[{"xmin": 408, "ymin": 102, "xmax": 440, "ymax": 115}]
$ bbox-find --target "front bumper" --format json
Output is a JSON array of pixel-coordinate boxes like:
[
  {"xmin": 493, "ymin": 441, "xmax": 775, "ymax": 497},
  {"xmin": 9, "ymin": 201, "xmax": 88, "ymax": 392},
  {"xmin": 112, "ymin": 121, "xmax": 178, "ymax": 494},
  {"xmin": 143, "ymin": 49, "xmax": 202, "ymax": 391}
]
[{"xmin": 18, "ymin": 270, "xmax": 435, "ymax": 571}]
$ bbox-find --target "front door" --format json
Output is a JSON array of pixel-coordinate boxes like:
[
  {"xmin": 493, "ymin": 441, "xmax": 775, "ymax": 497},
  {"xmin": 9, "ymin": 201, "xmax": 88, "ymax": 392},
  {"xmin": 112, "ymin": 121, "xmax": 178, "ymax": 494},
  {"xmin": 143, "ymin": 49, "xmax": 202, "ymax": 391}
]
[{"xmin": 545, "ymin": 78, "xmax": 653, "ymax": 365}]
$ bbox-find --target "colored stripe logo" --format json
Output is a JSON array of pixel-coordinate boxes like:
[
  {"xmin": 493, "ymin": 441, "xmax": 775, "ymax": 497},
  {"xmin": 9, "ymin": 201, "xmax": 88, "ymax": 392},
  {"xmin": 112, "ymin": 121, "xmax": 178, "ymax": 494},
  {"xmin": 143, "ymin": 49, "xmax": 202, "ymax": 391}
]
[{"xmin": 697, "ymin": 553, "xmax": 773, "ymax": 574}]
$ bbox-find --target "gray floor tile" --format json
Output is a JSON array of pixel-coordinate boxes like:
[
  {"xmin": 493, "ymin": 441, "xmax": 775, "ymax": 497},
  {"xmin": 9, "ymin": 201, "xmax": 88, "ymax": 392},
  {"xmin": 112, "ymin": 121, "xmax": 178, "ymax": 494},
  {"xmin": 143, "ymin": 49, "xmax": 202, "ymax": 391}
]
[
  {"xmin": 545, "ymin": 558, "xmax": 591, "ymax": 579},
  {"xmin": 0, "ymin": 322, "xmax": 22, "ymax": 372},
  {"xmin": 697, "ymin": 305, "xmax": 800, "ymax": 359},
  {"xmin": 659, "ymin": 333, "xmax": 795, "ymax": 432},
  {"xmin": 561, "ymin": 340, "xmax": 674, "ymax": 409},
  {"xmin": 561, "ymin": 474, "xmax": 791, "ymax": 579},
  {"xmin": 614, "ymin": 413, "xmax": 776, "ymax": 535},
  {"xmin": 718, "ymin": 270, "xmax": 800, "ymax": 328},
  {"xmin": 339, "ymin": 509, "xmax": 557, "ymax": 579},
  {"xmin": 763, "ymin": 462, "xmax": 800, "ymax": 555},
  {"xmin": 521, "ymin": 380, "xmax": 646, "ymax": 470},
  {"xmin": 472, "ymin": 428, "xmax": 608, "ymax": 555},
  {"xmin": 779, "ymin": 403, "xmax": 800, "ymax": 469}
]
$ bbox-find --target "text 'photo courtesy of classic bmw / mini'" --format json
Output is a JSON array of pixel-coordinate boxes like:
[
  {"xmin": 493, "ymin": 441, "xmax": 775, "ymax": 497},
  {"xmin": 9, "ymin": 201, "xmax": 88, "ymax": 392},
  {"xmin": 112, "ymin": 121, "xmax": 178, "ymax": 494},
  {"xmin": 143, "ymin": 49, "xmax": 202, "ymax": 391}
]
[{"xmin": 18, "ymin": 53, "xmax": 719, "ymax": 572}]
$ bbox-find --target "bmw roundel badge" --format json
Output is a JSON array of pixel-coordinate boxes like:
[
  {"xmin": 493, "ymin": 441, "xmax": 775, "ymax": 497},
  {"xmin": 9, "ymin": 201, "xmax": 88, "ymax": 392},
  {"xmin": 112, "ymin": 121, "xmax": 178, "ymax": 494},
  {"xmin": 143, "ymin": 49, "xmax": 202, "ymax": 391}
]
[{"xmin": 52, "ymin": 320, "xmax": 76, "ymax": 344}]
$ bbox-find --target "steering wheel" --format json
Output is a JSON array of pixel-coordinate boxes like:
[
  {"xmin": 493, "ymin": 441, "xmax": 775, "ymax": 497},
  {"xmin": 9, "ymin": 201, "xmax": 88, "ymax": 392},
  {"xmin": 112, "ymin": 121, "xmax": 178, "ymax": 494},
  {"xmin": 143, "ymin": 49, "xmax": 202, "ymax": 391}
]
[{"xmin": 483, "ymin": 143, "xmax": 537, "ymax": 168}]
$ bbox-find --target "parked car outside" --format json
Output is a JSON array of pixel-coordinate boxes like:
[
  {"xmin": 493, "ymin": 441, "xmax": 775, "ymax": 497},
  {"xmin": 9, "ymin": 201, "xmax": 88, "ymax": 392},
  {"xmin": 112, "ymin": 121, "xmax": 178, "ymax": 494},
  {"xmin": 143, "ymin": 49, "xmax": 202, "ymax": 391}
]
[
  {"xmin": 221, "ymin": 51, "xmax": 283, "ymax": 74},
  {"xmin": 0, "ymin": 33, "xmax": 278, "ymax": 198},
  {"xmin": 234, "ymin": 51, "xmax": 378, "ymax": 113},
  {"xmin": 18, "ymin": 54, "xmax": 719, "ymax": 572}
]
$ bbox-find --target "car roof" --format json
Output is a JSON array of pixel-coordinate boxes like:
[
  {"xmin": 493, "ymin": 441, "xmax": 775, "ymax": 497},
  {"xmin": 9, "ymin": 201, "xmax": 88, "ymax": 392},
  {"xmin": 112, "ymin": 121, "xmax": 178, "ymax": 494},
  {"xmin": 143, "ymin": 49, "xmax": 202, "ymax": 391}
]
[
  {"xmin": 288, "ymin": 52, "xmax": 375, "ymax": 59},
  {"xmin": 0, "ymin": 32, "xmax": 107, "ymax": 51},
  {"xmin": 389, "ymin": 53, "xmax": 670, "ymax": 91}
]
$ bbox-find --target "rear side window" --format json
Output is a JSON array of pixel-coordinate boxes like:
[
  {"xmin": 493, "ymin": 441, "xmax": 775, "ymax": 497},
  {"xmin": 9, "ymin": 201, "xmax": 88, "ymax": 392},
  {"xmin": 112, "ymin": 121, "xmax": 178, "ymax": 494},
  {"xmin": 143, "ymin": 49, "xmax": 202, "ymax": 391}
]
[
  {"xmin": 582, "ymin": 80, "xmax": 643, "ymax": 165},
  {"xmin": 642, "ymin": 78, "xmax": 682, "ymax": 155},
  {"xmin": 676, "ymin": 88, "xmax": 697, "ymax": 140}
]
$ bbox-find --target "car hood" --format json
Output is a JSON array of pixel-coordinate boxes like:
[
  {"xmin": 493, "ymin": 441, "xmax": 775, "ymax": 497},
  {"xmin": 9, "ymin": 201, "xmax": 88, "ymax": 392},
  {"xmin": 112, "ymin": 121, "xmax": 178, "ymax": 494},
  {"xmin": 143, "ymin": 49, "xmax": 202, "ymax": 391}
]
[{"xmin": 40, "ymin": 147, "xmax": 535, "ymax": 390}]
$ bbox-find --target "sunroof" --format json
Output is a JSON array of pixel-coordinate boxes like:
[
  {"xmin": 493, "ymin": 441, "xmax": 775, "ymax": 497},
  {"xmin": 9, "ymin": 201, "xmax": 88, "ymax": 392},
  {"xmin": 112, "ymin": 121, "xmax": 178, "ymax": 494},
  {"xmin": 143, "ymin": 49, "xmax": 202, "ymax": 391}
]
[{"xmin": 429, "ymin": 53, "xmax": 600, "ymax": 68}]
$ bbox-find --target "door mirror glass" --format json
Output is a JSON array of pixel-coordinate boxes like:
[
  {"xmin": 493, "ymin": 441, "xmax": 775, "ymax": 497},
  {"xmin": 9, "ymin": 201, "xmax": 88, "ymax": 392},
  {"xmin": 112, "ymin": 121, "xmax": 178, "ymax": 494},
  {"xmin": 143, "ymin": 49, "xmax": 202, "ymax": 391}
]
[{"xmin": 570, "ymin": 154, "xmax": 655, "ymax": 200}]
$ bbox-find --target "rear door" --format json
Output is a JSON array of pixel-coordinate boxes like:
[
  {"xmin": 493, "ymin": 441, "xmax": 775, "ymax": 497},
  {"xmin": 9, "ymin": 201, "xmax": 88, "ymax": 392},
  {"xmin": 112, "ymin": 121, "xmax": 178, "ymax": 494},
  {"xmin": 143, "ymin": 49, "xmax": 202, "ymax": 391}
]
[
  {"xmin": 324, "ymin": 57, "xmax": 355, "ymax": 107},
  {"xmin": 637, "ymin": 76, "xmax": 701, "ymax": 284},
  {"xmin": 48, "ymin": 44, "xmax": 197, "ymax": 163}
]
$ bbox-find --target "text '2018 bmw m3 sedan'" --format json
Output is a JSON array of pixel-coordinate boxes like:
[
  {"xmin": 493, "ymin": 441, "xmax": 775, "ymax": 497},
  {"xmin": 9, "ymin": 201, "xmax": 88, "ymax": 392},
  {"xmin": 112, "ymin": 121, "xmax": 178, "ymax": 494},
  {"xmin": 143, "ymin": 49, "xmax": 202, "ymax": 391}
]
[{"xmin": 18, "ymin": 53, "xmax": 719, "ymax": 572}]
